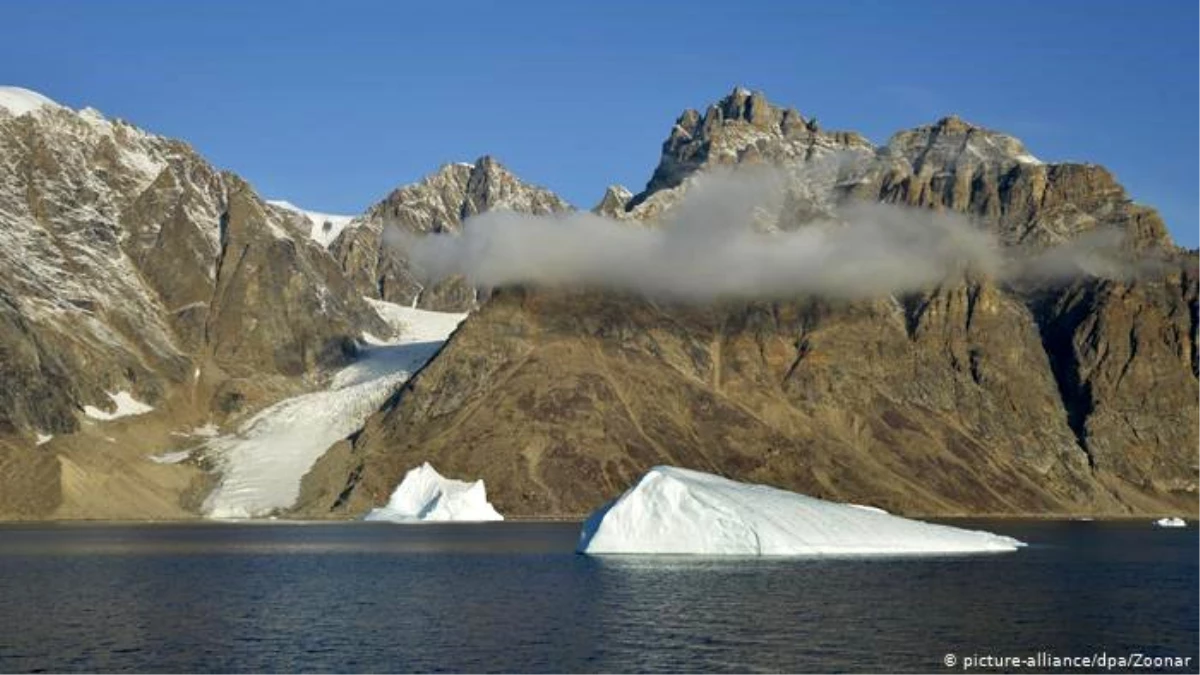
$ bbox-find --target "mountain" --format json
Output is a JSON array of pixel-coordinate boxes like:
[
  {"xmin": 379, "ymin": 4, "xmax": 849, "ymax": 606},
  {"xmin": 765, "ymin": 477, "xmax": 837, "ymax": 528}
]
[
  {"xmin": 0, "ymin": 85, "xmax": 1193, "ymax": 522},
  {"xmin": 0, "ymin": 89, "xmax": 390, "ymax": 518},
  {"xmin": 330, "ymin": 156, "xmax": 571, "ymax": 311},
  {"xmin": 0, "ymin": 87, "xmax": 578, "ymax": 520},
  {"xmin": 296, "ymin": 88, "xmax": 1197, "ymax": 520}
]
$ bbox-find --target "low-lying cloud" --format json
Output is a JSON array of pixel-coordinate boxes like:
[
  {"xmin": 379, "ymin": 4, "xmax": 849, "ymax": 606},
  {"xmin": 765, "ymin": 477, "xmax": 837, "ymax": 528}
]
[{"xmin": 387, "ymin": 166, "xmax": 1141, "ymax": 302}]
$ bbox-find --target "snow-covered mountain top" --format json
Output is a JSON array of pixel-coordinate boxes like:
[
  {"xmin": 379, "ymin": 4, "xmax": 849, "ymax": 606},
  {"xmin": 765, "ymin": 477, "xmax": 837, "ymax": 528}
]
[
  {"xmin": 267, "ymin": 199, "xmax": 357, "ymax": 247},
  {"xmin": 0, "ymin": 86, "xmax": 63, "ymax": 116}
]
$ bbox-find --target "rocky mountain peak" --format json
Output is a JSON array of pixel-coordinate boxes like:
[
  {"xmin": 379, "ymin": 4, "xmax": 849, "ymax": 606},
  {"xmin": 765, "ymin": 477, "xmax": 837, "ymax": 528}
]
[
  {"xmin": 622, "ymin": 87, "xmax": 1174, "ymax": 253},
  {"xmin": 883, "ymin": 115, "xmax": 1043, "ymax": 173},
  {"xmin": 933, "ymin": 114, "xmax": 972, "ymax": 134},
  {"xmin": 593, "ymin": 184, "xmax": 633, "ymax": 218},
  {"xmin": 330, "ymin": 155, "xmax": 571, "ymax": 310},
  {"xmin": 628, "ymin": 88, "xmax": 874, "ymax": 218},
  {"xmin": 359, "ymin": 155, "xmax": 568, "ymax": 237},
  {"xmin": 710, "ymin": 86, "xmax": 808, "ymax": 133}
]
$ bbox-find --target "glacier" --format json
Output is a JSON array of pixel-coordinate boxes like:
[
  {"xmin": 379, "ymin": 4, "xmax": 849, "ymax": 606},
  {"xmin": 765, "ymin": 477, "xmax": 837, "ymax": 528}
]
[
  {"xmin": 365, "ymin": 462, "xmax": 503, "ymax": 522},
  {"xmin": 577, "ymin": 466, "xmax": 1024, "ymax": 556},
  {"xmin": 202, "ymin": 301, "xmax": 465, "ymax": 519}
]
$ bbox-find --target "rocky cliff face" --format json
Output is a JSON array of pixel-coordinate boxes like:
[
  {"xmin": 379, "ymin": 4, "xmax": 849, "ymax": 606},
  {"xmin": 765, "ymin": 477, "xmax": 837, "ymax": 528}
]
[
  {"xmin": 865, "ymin": 116, "xmax": 1174, "ymax": 250},
  {"xmin": 330, "ymin": 156, "xmax": 570, "ymax": 311},
  {"xmin": 0, "ymin": 93, "xmax": 385, "ymax": 518},
  {"xmin": 301, "ymin": 88, "xmax": 1197, "ymax": 519}
]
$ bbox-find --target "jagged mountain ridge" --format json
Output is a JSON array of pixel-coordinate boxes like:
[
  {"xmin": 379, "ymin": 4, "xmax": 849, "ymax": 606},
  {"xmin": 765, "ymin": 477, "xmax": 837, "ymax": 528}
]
[
  {"xmin": 331, "ymin": 156, "xmax": 572, "ymax": 311},
  {"xmin": 298, "ymin": 87, "xmax": 1197, "ymax": 520},
  {"xmin": 623, "ymin": 88, "xmax": 1174, "ymax": 252}
]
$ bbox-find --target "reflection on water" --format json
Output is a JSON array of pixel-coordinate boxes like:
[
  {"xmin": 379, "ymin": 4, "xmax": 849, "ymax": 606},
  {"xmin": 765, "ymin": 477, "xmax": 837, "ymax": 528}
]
[{"xmin": 0, "ymin": 520, "xmax": 1194, "ymax": 673}]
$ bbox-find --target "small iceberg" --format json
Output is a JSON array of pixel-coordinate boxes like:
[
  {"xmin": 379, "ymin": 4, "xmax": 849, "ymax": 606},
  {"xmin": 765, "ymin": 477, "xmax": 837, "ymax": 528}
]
[
  {"xmin": 1153, "ymin": 517, "xmax": 1187, "ymax": 528},
  {"xmin": 365, "ymin": 462, "xmax": 503, "ymax": 523},
  {"xmin": 577, "ymin": 466, "xmax": 1024, "ymax": 556}
]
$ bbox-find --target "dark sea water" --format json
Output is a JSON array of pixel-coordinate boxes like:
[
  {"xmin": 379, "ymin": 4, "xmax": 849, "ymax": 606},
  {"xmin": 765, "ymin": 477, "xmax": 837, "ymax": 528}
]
[{"xmin": 0, "ymin": 520, "xmax": 1194, "ymax": 673}]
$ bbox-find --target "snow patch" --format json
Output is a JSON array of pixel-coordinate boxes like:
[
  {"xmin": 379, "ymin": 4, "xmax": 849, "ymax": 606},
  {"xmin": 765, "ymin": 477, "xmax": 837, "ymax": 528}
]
[
  {"xmin": 173, "ymin": 423, "xmax": 219, "ymax": 438},
  {"xmin": 82, "ymin": 391, "xmax": 154, "ymax": 421},
  {"xmin": 365, "ymin": 462, "xmax": 503, "ymax": 522},
  {"xmin": 148, "ymin": 450, "xmax": 192, "ymax": 465},
  {"xmin": 578, "ymin": 467, "xmax": 1024, "ymax": 556},
  {"xmin": 35, "ymin": 433, "xmax": 52, "ymax": 446},
  {"xmin": 189, "ymin": 423, "xmax": 220, "ymax": 437},
  {"xmin": 201, "ymin": 301, "xmax": 466, "ymax": 519},
  {"xmin": 1154, "ymin": 517, "xmax": 1187, "ymax": 528},
  {"xmin": 0, "ymin": 86, "xmax": 62, "ymax": 116},
  {"xmin": 1014, "ymin": 152, "xmax": 1044, "ymax": 165},
  {"xmin": 267, "ymin": 199, "xmax": 356, "ymax": 247}
]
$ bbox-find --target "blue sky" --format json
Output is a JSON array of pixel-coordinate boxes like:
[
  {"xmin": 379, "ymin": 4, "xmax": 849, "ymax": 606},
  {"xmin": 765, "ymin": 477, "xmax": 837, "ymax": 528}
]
[{"xmin": 2, "ymin": 0, "xmax": 1196, "ymax": 246}]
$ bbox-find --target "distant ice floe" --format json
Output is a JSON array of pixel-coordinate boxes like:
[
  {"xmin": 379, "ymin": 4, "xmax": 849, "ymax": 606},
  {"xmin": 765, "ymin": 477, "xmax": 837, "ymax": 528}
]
[
  {"xmin": 82, "ymin": 391, "xmax": 154, "ymax": 421},
  {"xmin": 365, "ymin": 462, "xmax": 503, "ymax": 523},
  {"xmin": 1153, "ymin": 517, "xmax": 1187, "ymax": 528},
  {"xmin": 578, "ymin": 466, "xmax": 1024, "ymax": 556}
]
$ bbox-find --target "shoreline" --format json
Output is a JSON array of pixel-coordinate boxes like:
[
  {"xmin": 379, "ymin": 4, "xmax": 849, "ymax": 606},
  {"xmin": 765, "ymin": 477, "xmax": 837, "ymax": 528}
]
[{"xmin": 0, "ymin": 513, "xmax": 1194, "ymax": 526}]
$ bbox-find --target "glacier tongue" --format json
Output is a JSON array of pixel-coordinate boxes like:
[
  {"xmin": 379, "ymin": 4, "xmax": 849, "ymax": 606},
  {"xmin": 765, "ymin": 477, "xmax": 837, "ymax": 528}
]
[
  {"xmin": 578, "ymin": 466, "xmax": 1024, "ymax": 556},
  {"xmin": 365, "ymin": 462, "xmax": 503, "ymax": 522},
  {"xmin": 202, "ymin": 302, "xmax": 466, "ymax": 519}
]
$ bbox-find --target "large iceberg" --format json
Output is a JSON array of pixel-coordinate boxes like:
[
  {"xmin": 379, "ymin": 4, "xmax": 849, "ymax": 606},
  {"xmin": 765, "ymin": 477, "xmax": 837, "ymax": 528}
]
[
  {"xmin": 365, "ymin": 462, "xmax": 503, "ymax": 522},
  {"xmin": 577, "ymin": 466, "xmax": 1023, "ymax": 556}
]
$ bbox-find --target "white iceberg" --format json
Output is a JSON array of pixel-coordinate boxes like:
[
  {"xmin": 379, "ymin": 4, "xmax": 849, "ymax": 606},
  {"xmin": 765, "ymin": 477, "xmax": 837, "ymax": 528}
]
[
  {"xmin": 1153, "ymin": 517, "xmax": 1187, "ymax": 528},
  {"xmin": 577, "ymin": 466, "xmax": 1024, "ymax": 556},
  {"xmin": 365, "ymin": 462, "xmax": 503, "ymax": 523}
]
